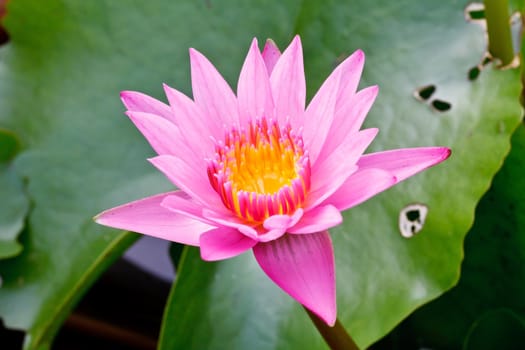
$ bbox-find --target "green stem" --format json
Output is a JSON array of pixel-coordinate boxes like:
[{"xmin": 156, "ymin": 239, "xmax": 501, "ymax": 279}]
[
  {"xmin": 305, "ymin": 308, "xmax": 360, "ymax": 350},
  {"xmin": 484, "ymin": 0, "xmax": 514, "ymax": 66}
]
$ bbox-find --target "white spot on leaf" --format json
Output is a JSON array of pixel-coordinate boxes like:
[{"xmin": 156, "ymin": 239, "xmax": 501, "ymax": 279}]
[{"xmin": 399, "ymin": 203, "xmax": 428, "ymax": 238}]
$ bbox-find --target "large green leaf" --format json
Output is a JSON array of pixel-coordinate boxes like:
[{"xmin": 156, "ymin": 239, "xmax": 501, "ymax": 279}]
[
  {"xmin": 0, "ymin": 129, "xmax": 27, "ymax": 259},
  {"xmin": 0, "ymin": 1, "xmax": 175, "ymax": 348},
  {"xmin": 159, "ymin": 1, "xmax": 523, "ymax": 349},
  {"xmin": 382, "ymin": 123, "xmax": 525, "ymax": 349},
  {"xmin": 0, "ymin": 1, "xmax": 521, "ymax": 349}
]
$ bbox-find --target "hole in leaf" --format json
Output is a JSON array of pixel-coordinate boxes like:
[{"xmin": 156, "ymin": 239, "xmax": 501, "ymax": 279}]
[
  {"xmin": 468, "ymin": 54, "xmax": 493, "ymax": 82},
  {"xmin": 0, "ymin": 28, "xmax": 7, "ymax": 46},
  {"xmin": 414, "ymin": 84, "xmax": 436, "ymax": 101},
  {"xmin": 399, "ymin": 203, "xmax": 428, "ymax": 238},
  {"xmin": 405, "ymin": 210, "xmax": 420, "ymax": 222},
  {"xmin": 465, "ymin": 3, "xmax": 485, "ymax": 23},
  {"xmin": 481, "ymin": 54, "xmax": 492, "ymax": 66},
  {"xmin": 431, "ymin": 99, "xmax": 452, "ymax": 112},
  {"xmin": 468, "ymin": 66, "xmax": 480, "ymax": 81},
  {"xmin": 0, "ymin": 1, "xmax": 8, "ymax": 46},
  {"xmin": 510, "ymin": 12, "xmax": 522, "ymax": 64}
]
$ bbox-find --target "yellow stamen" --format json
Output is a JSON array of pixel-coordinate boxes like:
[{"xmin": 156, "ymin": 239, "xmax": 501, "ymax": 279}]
[{"xmin": 207, "ymin": 118, "xmax": 310, "ymax": 223}]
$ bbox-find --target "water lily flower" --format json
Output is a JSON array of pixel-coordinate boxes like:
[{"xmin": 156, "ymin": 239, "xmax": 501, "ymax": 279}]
[{"xmin": 95, "ymin": 36, "xmax": 450, "ymax": 326}]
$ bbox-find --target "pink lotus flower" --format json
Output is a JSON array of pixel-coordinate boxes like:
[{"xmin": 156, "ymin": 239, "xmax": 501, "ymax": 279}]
[{"xmin": 95, "ymin": 36, "xmax": 450, "ymax": 326}]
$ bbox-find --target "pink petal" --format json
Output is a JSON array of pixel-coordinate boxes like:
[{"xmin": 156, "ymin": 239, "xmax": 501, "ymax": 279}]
[
  {"xmin": 269, "ymin": 35, "xmax": 305, "ymax": 127},
  {"xmin": 253, "ymin": 231, "xmax": 336, "ymax": 326},
  {"xmin": 189, "ymin": 48, "xmax": 239, "ymax": 128},
  {"xmin": 288, "ymin": 205, "xmax": 342, "ymax": 234},
  {"xmin": 317, "ymin": 128, "xmax": 379, "ymax": 173},
  {"xmin": 259, "ymin": 209, "xmax": 304, "ymax": 242},
  {"xmin": 303, "ymin": 62, "xmax": 341, "ymax": 164},
  {"xmin": 323, "ymin": 168, "xmax": 397, "ymax": 211},
  {"xmin": 357, "ymin": 147, "xmax": 452, "ymax": 182},
  {"xmin": 334, "ymin": 50, "xmax": 365, "ymax": 108},
  {"xmin": 162, "ymin": 84, "xmax": 216, "ymax": 157},
  {"xmin": 305, "ymin": 50, "xmax": 367, "ymax": 164},
  {"xmin": 263, "ymin": 209, "xmax": 303, "ymax": 231},
  {"xmin": 307, "ymin": 163, "xmax": 358, "ymax": 210},
  {"xmin": 256, "ymin": 228, "xmax": 287, "ymax": 243},
  {"xmin": 263, "ymin": 214, "xmax": 294, "ymax": 230},
  {"xmin": 120, "ymin": 91, "xmax": 176, "ymax": 124},
  {"xmin": 202, "ymin": 209, "xmax": 259, "ymax": 240},
  {"xmin": 94, "ymin": 191, "xmax": 212, "ymax": 246},
  {"xmin": 307, "ymin": 129, "xmax": 378, "ymax": 208},
  {"xmin": 126, "ymin": 111, "xmax": 200, "ymax": 166},
  {"xmin": 237, "ymin": 38, "xmax": 275, "ymax": 126},
  {"xmin": 261, "ymin": 39, "xmax": 281, "ymax": 75},
  {"xmin": 320, "ymin": 86, "xmax": 379, "ymax": 160},
  {"xmin": 200, "ymin": 227, "xmax": 257, "ymax": 261},
  {"xmin": 161, "ymin": 194, "xmax": 215, "ymax": 225},
  {"xmin": 149, "ymin": 155, "xmax": 223, "ymax": 208},
  {"xmin": 338, "ymin": 85, "xmax": 378, "ymax": 134}
]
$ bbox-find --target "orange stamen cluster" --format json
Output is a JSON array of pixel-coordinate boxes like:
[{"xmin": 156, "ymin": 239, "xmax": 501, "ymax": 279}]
[{"xmin": 207, "ymin": 117, "xmax": 310, "ymax": 223}]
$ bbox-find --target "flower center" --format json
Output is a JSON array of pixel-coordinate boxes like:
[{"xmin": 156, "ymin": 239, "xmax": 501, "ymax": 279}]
[{"xmin": 207, "ymin": 117, "xmax": 310, "ymax": 223}]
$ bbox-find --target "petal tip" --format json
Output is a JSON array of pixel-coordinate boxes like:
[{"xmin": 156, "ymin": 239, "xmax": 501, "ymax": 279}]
[
  {"xmin": 146, "ymin": 155, "xmax": 159, "ymax": 166},
  {"xmin": 291, "ymin": 35, "xmax": 302, "ymax": 50},
  {"xmin": 162, "ymin": 83, "xmax": 179, "ymax": 100},
  {"xmin": 429, "ymin": 147, "xmax": 452, "ymax": 165},
  {"xmin": 93, "ymin": 208, "xmax": 121, "ymax": 228},
  {"xmin": 263, "ymin": 39, "xmax": 281, "ymax": 56},
  {"xmin": 305, "ymin": 304, "xmax": 337, "ymax": 326},
  {"xmin": 264, "ymin": 38, "xmax": 278, "ymax": 49},
  {"xmin": 442, "ymin": 147, "xmax": 452, "ymax": 160},
  {"xmin": 188, "ymin": 48, "xmax": 203, "ymax": 62},
  {"xmin": 262, "ymin": 39, "xmax": 282, "ymax": 74},
  {"xmin": 119, "ymin": 90, "xmax": 136, "ymax": 107},
  {"xmin": 355, "ymin": 48, "xmax": 365, "ymax": 58},
  {"xmin": 92, "ymin": 213, "xmax": 103, "ymax": 224},
  {"xmin": 119, "ymin": 90, "xmax": 132, "ymax": 99},
  {"xmin": 92, "ymin": 210, "xmax": 115, "ymax": 226},
  {"xmin": 366, "ymin": 127, "xmax": 380, "ymax": 138},
  {"xmin": 92, "ymin": 210, "xmax": 115, "ymax": 228},
  {"xmin": 326, "ymin": 314, "xmax": 337, "ymax": 327}
]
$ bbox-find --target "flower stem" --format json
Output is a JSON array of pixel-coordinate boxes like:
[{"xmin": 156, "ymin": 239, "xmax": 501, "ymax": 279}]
[
  {"xmin": 305, "ymin": 307, "xmax": 360, "ymax": 350},
  {"xmin": 484, "ymin": 0, "xmax": 514, "ymax": 66}
]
